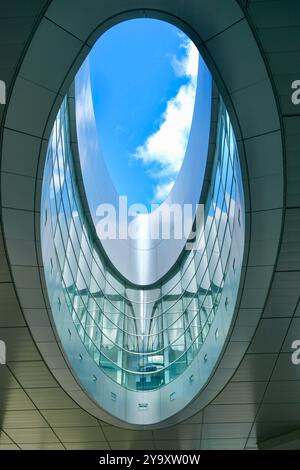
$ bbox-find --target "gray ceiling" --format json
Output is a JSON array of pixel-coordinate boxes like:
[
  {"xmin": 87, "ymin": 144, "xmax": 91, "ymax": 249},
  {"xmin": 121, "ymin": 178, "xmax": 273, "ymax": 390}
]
[{"xmin": 0, "ymin": 0, "xmax": 300, "ymax": 450}]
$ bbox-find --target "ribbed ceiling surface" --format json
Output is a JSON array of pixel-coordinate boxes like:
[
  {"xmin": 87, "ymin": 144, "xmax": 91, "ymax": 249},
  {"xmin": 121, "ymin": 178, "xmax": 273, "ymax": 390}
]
[{"xmin": 0, "ymin": 0, "xmax": 300, "ymax": 450}]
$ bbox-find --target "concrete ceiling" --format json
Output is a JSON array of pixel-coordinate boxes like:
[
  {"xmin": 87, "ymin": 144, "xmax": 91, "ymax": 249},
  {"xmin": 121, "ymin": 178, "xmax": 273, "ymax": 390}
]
[{"xmin": 0, "ymin": 0, "xmax": 299, "ymax": 450}]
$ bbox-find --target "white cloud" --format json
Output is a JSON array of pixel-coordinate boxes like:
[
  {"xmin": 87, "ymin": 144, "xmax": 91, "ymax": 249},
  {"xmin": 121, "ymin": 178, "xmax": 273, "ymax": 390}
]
[
  {"xmin": 132, "ymin": 37, "xmax": 199, "ymax": 204},
  {"xmin": 153, "ymin": 180, "xmax": 175, "ymax": 203},
  {"xmin": 76, "ymin": 70, "xmax": 94, "ymax": 126},
  {"xmin": 171, "ymin": 37, "xmax": 199, "ymax": 79}
]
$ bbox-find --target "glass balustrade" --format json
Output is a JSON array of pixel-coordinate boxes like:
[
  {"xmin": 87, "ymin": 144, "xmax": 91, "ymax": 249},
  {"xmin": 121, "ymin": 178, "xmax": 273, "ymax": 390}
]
[{"xmin": 41, "ymin": 96, "xmax": 242, "ymax": 392}]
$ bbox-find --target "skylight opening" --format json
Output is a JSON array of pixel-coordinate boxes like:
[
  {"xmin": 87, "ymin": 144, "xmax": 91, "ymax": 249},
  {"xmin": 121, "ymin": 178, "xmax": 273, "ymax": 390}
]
[{"xmin": 88, "ymin": 18, "xmax": 199, "ymax": 210}]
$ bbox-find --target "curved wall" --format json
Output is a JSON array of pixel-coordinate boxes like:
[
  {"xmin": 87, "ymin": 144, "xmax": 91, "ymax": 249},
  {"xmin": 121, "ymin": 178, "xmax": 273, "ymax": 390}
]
[
  {"xmin": 0, "ymin": 0, "xmax": 283, "ymax": 431},
  {"xmin": 41, "ymin": 96, "xmax": 244, "ymax": 424},
  {"xmin": 75, "ymin": 55, "xmax": 212, "ymax": 286}
]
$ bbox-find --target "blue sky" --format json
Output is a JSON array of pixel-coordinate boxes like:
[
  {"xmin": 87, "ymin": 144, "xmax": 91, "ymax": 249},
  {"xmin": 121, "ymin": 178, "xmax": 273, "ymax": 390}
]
[{"xmin": 89, "ymin": 19, "xmax": 199, "ymax": 209}]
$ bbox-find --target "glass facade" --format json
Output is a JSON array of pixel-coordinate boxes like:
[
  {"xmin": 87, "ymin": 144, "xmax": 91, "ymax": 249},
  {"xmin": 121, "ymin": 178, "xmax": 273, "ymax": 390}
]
[{"xmin": 41, "ymin": 96, "xmax": 244, "ymax": 393}]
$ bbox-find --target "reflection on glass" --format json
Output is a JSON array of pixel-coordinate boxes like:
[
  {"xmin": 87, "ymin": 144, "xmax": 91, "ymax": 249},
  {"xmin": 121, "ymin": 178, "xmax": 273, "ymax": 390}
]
[{"xmin": 41, "ymin": 97, "xmax": 242, "ymax": 391}]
